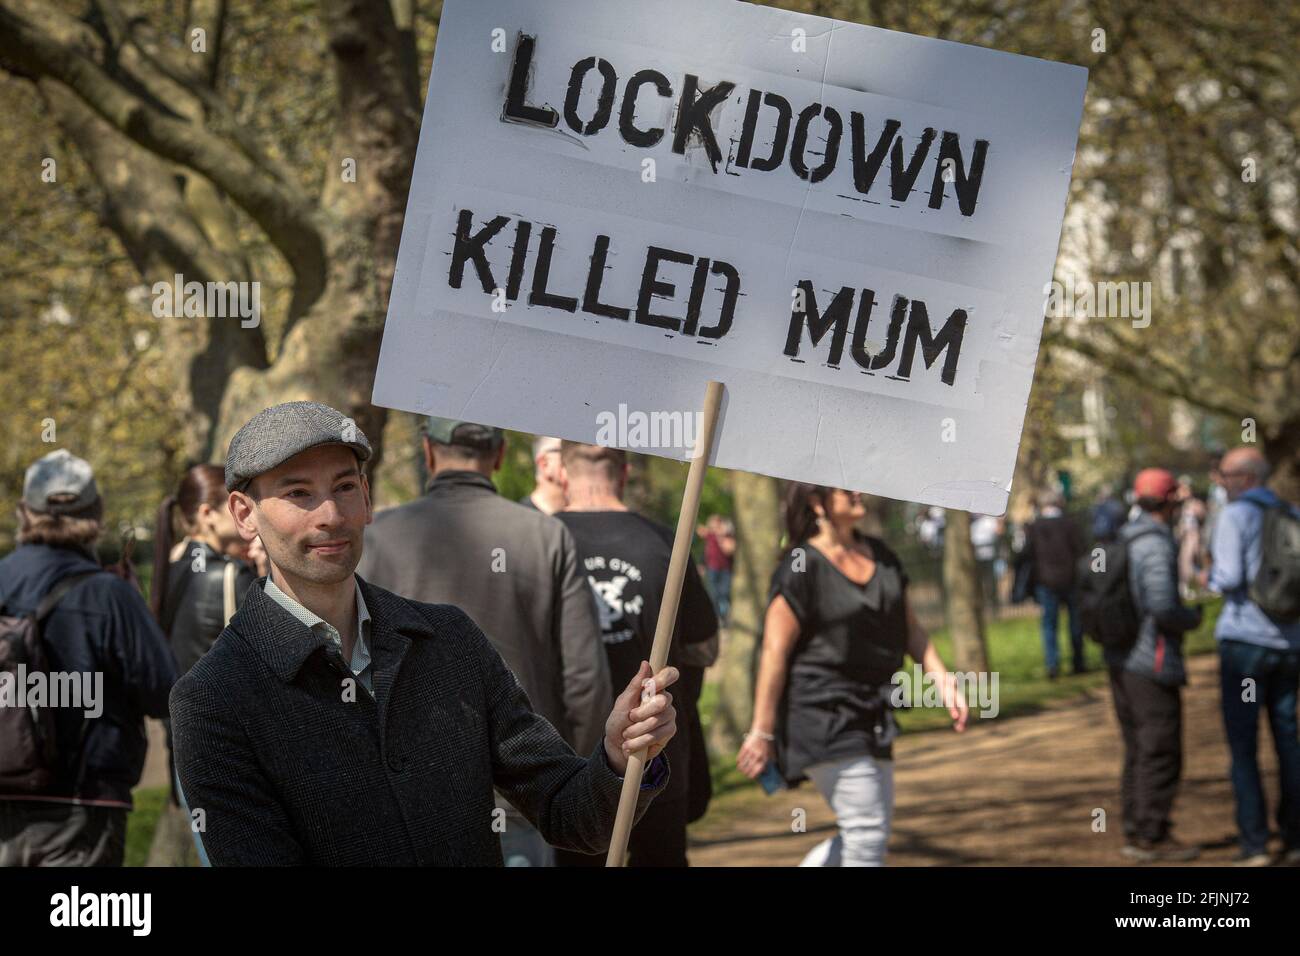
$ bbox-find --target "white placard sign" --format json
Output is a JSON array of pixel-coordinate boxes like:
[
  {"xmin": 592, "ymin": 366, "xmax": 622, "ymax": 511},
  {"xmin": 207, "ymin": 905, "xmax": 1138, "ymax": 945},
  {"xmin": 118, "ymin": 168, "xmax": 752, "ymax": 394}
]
[{"xmin": 373, "ymin": 0, "xmax": 1087, "ymax": 514}]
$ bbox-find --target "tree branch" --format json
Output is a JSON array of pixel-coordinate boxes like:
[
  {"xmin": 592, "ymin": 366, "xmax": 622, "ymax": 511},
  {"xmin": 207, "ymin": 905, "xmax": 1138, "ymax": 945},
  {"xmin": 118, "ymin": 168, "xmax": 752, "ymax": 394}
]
[
  {"xmin": 1046, "ymin": 329, "xmax": 1252, "ymax": 423},
  {"xmin": 93, "ymin": 0, "xmax": 304, "ymax": 192},
  {"xmin": 0, "ymin": 0, "xmax": 328, "ymax": 311}
]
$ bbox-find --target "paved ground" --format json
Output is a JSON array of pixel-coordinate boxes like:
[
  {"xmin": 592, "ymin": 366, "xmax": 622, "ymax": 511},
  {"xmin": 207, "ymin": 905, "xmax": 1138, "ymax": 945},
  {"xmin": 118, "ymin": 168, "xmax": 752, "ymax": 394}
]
[{"xmin": 688, "ymin": 654, "xmax": 1284, "ymax": 866}]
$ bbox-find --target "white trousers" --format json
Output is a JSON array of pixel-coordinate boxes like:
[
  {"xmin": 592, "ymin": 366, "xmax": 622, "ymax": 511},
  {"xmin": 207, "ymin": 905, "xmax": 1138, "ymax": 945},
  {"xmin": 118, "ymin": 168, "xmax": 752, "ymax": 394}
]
[{"xmin": 799, "ymin": 754, "xmax": 895, "ymax": 867}]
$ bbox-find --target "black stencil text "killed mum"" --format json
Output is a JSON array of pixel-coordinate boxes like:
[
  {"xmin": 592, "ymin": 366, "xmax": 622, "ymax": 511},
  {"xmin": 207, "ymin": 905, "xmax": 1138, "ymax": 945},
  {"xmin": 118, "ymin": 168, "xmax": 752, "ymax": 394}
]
[
  {"xmin": 448, "ymin": 209, "xmax": 739, "ymax": 340},
  {"xmin": 448, "ymin": 208, "xmax": 971, "ymax": 388}
]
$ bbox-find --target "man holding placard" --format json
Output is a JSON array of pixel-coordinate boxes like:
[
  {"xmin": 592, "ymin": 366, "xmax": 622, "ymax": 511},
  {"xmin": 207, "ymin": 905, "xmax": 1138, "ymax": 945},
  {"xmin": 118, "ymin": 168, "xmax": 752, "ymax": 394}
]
[{"xmin": 170, "ymin": 402, "xmax": 676, "ymax": 865}]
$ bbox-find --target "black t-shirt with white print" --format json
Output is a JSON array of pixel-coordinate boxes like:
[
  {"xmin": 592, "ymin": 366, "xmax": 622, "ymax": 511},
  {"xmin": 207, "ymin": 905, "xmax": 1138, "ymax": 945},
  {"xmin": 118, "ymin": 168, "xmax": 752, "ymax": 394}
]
[
  {"xmin": 558, "ymin": 510, "xmax": 716, "ymax": 806},
  {"xmin": 555, "ymin": 510, "xmax": 717, "ymax": 690}
]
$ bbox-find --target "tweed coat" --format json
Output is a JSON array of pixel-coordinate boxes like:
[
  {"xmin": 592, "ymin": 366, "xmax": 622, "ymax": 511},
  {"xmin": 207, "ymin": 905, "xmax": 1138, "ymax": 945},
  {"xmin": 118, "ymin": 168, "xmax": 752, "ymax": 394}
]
[{"xmin": 170, "ymin": 575, "xmax": 666, "ymax": 865}]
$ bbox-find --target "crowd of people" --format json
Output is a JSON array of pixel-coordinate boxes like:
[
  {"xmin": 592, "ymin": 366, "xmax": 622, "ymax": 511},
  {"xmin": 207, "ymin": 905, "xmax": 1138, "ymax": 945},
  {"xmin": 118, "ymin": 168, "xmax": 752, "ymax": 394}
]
[
  {"xmin": 0, "ymin": 406, "xmax": 1296, "ymax": 868},
  {"xmin": 1008, "ymin": 451, "xmax": 1300, "ymax": 864}
]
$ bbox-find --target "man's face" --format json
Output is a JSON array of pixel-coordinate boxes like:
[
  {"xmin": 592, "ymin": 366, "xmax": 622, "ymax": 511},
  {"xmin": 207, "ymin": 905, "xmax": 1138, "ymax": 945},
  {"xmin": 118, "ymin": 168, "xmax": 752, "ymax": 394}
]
[
  {"xmin": 229, "ymin": 444, "xmax": 371, "ymax": 587},
  {"xmin": 1217, "ymin": 453, "xmax": 1259, "ymax": 502}
]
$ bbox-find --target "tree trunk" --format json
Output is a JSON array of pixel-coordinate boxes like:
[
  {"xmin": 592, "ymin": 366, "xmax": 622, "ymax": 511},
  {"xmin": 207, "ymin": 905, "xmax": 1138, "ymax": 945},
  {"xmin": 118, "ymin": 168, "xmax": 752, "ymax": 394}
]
[
  {"xmin": 0, "ymin": 0, "xmax": 420, "ymax": 472},
  {"xmin": 943, "ymin": 509, "xmax": 990, "ymax": 673},
  {"xmin": 212, "ymin": 0, "xmax": 419, "ymax": 471},
  {"xmin": 707, "ymin": 471, "xmax": 782, "ymax": 757},
  {"xmin": 35, "ymin": 77, "xmax": 268, "ymax": 461}
]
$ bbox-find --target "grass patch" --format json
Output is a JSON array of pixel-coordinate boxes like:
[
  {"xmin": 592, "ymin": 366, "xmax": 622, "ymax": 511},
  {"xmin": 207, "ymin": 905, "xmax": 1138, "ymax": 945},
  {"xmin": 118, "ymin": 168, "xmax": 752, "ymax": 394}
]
[
  {"xmin": 696, "ymin": 680, "xmax": 755, "ymax": 803},
  {"xmin": 125, "ymin": 786, "xmax": 168, "ymax": 867},
  {"xmin": 892, "ymin": 600, "xmax": 1218, "ymax": 733}
]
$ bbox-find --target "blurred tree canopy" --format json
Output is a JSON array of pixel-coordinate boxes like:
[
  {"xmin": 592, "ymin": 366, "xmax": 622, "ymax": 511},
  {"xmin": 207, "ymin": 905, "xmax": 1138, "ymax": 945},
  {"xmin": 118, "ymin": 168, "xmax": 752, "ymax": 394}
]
[
  {"xmin": 0, "ymin": 0, "xmax": 1295, "ymax": 557},
  {"xmin": 772, "ymin": 0, "xmax": 1298, "ymax": 497}
]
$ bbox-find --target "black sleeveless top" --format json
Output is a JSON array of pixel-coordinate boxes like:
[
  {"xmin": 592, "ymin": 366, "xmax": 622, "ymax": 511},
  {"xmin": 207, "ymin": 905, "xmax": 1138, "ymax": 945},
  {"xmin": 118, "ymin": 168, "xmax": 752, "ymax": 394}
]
[{"xmin": 765, "ymin": 534, "xmax": 910, "ymax": 783}]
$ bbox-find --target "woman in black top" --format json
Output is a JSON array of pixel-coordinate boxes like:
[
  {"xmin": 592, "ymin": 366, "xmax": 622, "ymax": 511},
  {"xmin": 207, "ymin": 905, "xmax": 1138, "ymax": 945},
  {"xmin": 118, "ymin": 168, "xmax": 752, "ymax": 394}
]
[
  {"xmin": 737, "ymin": 483, "xmax": 968, "ymax": 865},
  {"xmin": 151, "ymin": 465, "xmax": 257, "ymax": 676}
]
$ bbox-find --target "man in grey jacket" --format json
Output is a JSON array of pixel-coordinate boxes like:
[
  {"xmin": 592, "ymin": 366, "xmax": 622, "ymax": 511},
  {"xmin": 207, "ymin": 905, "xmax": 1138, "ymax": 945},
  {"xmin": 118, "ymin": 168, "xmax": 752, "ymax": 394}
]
[
  {"xmin": 357, "ymin": 417, "xmax": 610, "ymax": 865},
  {"xmin": 1107, "ymin": 468, "xmax": 1203, "ymax": 863}
]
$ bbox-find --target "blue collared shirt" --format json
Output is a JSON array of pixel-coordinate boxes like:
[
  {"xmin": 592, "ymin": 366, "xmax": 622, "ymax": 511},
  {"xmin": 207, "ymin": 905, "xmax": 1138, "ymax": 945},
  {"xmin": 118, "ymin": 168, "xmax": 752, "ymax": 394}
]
[{"xmin": 1208, "ymin": 486, "xmax": 1300, "ymax": 650}]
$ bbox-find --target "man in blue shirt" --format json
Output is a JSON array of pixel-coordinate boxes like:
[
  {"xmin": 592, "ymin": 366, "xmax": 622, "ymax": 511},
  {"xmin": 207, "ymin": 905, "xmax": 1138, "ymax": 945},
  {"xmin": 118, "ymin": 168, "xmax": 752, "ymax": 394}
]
[{"xmin": 1206, "ymin": 446, "xmax": 1300, "ymax": 866}]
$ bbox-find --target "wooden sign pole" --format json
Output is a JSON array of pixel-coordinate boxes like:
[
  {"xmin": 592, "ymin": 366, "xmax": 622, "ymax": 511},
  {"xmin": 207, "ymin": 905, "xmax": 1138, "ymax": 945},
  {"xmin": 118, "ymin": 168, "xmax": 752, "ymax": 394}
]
[{"xmin": 605, "ymin": 380, "xmax": 725, "ymax": 867}]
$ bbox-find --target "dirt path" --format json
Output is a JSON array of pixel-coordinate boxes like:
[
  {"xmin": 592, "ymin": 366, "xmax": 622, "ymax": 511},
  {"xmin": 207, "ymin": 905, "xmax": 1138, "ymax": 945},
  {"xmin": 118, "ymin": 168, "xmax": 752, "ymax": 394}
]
[
  {"xmin": 689, "ymin": 654, "xmax": 1282, "ymax": 866},
  {"xmin": 140, "ymin": 718, "xmax": 170, "ymax": 791}
]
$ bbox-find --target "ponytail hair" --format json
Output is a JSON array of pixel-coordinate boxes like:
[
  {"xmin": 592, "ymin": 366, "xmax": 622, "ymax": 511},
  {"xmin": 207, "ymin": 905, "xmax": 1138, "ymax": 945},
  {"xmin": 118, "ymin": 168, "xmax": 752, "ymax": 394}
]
[{"xmin": 150, "ymin": 464, "xmax": 228, "ymax": 624}]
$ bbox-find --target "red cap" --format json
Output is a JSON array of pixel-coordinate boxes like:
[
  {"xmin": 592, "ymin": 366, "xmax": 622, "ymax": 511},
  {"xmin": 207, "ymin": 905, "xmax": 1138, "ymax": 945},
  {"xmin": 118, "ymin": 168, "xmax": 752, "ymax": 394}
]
[{"xmin": 1133, "ymin": 468, "xmax": 1178, "ymax": 501}]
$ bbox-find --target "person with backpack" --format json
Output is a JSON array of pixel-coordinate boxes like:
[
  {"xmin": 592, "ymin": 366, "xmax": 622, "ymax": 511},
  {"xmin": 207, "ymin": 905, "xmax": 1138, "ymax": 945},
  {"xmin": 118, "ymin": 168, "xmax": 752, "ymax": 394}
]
[
  {"xmin": 1205, "ymin": 446, "xmax": 1300, "ymax": 866},
  {"xmin": 1102, "ymin": 468, "xmax": 1203, "ymax": 863},
  {"xmin": 0, "ymin": 450, "xmax": 176, "ymax": 866},
  {"xmin": 1090, "ymin": 484, "xmax": 1127, "ymax": 544}
]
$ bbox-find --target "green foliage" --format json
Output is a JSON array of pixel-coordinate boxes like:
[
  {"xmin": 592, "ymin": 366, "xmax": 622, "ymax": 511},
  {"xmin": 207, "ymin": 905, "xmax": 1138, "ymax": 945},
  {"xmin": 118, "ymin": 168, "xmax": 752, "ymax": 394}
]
[
  {"xmin": 124, "ymin": 785, "xmax": 169, "ymax": 868},
  {"xmin": 494, "ymin": 430, "xmax": 540, "ymax": 504},
  {"xmin": 4, "ymin": 0, "xmax": 1296, "ymax": 544},
  {"xmin": 0, "ymin": 79, "xmax": 188, "ymax": 552}
]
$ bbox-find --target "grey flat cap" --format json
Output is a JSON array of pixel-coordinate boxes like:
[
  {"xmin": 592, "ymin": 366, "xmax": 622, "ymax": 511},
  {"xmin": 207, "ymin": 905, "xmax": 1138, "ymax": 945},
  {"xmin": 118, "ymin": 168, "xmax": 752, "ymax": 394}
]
[
  {"xmin": 225, "ymin": 401, "xmax": 372, "ymax": 492},
  {"xmin": 23, "ymin": 449, "xmax": 100, "ymax": 515}
]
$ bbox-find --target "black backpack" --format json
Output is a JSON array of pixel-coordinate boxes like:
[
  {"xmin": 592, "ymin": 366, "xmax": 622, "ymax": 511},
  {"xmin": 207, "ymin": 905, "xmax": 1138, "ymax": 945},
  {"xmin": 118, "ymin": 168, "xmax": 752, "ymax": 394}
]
[
  {"xmin": 1246, "ymin": 499, "xmax": 1300, "ymax": 624},
  {"xmin": 1075, "ymin": 530, "xmax": 1156, "ymax": 650},
  {"xmin": 0, "ymin": 572, "xmax": 100, "ymax": 793}
]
